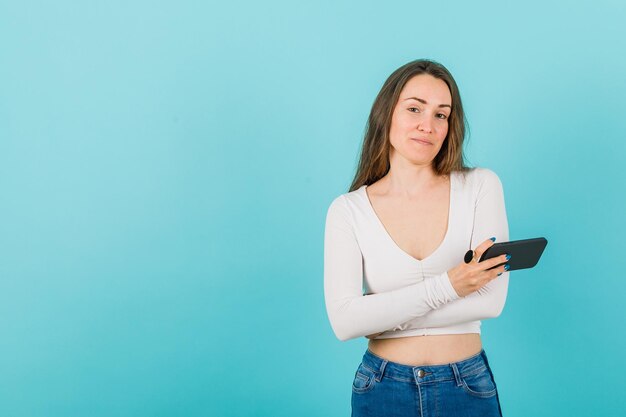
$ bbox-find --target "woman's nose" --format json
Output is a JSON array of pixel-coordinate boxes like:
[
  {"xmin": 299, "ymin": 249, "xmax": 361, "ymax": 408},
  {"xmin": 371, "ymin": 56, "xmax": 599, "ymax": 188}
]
[{"xmin": 418, "ymin": 119, "xmax": 432, "ymax": 132}]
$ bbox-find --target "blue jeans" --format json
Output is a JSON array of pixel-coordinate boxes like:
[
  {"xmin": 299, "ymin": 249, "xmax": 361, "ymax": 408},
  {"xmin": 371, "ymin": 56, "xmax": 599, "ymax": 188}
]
[{"xmin": 351, "ymin": 348, "xmax": 503, "ymax": 417}]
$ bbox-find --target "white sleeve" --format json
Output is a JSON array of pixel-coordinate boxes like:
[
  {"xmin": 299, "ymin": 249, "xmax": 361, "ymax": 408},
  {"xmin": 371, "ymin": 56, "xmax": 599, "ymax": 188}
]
[
  {"xmin": 323, "ymin": 195, "xmax": 461, "ymax": 342},
  {"xmin": 392, "ymin": 169, "xmax": 510, "ymax": 330}
]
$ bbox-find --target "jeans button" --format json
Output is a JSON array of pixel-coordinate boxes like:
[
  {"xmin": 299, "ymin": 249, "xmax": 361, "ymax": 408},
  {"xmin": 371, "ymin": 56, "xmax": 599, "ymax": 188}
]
[{"xmin": 417, "ymin": 369, "xmax": 425, "ymax": 378}]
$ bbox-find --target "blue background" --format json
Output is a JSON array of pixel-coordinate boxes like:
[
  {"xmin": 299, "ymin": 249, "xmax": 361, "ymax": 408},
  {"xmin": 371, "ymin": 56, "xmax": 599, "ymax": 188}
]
[{"xmin": 1, "ymin": 1, "xmax": 624, "ymax": 416}]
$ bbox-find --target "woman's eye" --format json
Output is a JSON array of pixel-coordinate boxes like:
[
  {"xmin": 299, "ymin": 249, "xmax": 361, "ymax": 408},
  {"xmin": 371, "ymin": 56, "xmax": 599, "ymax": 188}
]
[{"xmin": 408, "ymin": 107, "xmax": 448, "ymax": 120}]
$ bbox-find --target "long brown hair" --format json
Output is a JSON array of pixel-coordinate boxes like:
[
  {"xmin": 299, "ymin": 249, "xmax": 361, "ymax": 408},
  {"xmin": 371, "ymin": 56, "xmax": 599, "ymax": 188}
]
[{"xmin": 349, "ymin": 59, "xmax": 472, "ymax": 192}]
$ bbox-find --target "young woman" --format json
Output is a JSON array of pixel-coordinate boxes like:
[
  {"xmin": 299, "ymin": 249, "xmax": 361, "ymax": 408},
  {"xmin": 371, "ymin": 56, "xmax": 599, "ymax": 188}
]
[{"xmin": 324, "ymin": 59, "xmax": 510, "ymax": 416}]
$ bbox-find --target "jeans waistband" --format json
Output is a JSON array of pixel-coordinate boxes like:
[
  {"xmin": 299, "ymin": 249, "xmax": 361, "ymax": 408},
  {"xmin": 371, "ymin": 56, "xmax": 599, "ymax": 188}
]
[{"xmin": 361, "ymin": 348, "xmax": 493, "ymax": 385}]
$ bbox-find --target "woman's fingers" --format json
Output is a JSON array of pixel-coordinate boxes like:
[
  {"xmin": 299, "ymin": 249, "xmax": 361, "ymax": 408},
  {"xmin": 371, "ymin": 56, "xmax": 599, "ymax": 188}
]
[
  {"xmin": 472, "ymin": 238, "xmax": 495, "ymax": 263},
  {"xmin": 472, "ymin": 238, "xmax": 509, "ymax": 274},
  {"xmin": 483, "ymin": 253, "xmax": 509, "ymax": 270},
  {"xmin": 449, "ymin": 238, "xmax": 509, "ymax": 296}
]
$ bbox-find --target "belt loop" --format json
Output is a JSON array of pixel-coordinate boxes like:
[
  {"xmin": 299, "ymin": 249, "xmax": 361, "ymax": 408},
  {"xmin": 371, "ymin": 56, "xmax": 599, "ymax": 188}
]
[
  {"xmin": 376, "ymin": 359, "xmax": 388, "ymax": 382},
  {"xmin": 480, "ymin": 349, "xmax": 491, "ymax": 369},
  {"xmin": 451, "ymin": 363, "xmax": 463, "ymax": 387}
]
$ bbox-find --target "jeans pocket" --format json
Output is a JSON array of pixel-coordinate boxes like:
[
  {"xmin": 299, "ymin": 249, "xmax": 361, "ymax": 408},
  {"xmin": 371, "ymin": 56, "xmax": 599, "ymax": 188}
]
[
  {"xmin": 460, "ymin": 366, "xmax": 497, "ymax": 398},
  {"xmin": 351, "ymin": 363, "xmax": 377, "ymax": 394}
]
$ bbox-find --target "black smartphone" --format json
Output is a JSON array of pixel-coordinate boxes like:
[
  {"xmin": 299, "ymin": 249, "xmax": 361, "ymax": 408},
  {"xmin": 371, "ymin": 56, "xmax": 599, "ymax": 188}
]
[{"xmin": 479, "ymin": 237, "xmax": 548, "ymax": 271}]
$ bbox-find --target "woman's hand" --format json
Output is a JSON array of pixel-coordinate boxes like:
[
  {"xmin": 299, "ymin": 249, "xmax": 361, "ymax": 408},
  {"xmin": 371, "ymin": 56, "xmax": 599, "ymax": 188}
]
[{"xmin": 447, "ymin": 238, "xmax": 509, "ymax": 298}]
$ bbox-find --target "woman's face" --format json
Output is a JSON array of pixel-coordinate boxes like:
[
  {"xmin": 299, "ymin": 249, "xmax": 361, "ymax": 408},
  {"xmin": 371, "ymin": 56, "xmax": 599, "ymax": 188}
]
[{"xmin": 388, "ymin": 74, "xmax": 452, "ymax": 168}]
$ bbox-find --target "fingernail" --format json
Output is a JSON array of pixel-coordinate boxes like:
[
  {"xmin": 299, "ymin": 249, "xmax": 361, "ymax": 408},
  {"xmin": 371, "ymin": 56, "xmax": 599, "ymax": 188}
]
[
  {"xmin": 504, "ymin": 264, "xmax": 510, "ymax": 271},
  {"xmin": 505, "ymin": 254, "xmax": 511, "ymax": 260},
  {"xmin": 490, "ymin": 237, "xmax": 496, "ymax": 242},
  {"xmin": 498, "ymin": 272, "xmax": 502, "ymax": 276}
]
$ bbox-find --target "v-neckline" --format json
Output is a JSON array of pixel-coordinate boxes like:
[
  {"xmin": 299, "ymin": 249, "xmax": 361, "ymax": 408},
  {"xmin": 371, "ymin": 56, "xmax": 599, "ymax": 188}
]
[{"xmin": 361, "ymin": 173, "xmax": 455, "ymax": 264}]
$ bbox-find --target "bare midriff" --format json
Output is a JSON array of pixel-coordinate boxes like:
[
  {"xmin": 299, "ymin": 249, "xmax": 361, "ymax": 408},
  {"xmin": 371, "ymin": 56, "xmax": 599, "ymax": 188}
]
[{"xmin": 367, "ymin": 334, "xmax": 483, "ymax": 366}]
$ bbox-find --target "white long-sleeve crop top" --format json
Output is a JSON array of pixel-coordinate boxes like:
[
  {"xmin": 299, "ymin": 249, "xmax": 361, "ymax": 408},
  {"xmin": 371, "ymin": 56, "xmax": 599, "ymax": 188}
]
[{"xmin": 323, "ymin": 167, "xmax": 510, "ymax": 342}]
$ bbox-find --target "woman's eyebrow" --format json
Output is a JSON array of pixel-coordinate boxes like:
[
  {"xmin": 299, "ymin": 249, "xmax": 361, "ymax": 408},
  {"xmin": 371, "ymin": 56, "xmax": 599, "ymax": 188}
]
[{"xmin": 403, "ymin": 96, "xmax": 451, "ymax": 109}]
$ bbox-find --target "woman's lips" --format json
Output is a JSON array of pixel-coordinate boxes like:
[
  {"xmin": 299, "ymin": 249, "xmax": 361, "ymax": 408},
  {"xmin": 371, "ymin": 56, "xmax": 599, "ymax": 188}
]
[{"xmin": 411, "ymin": 138, "xmax": 432, "ymax": 145}]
